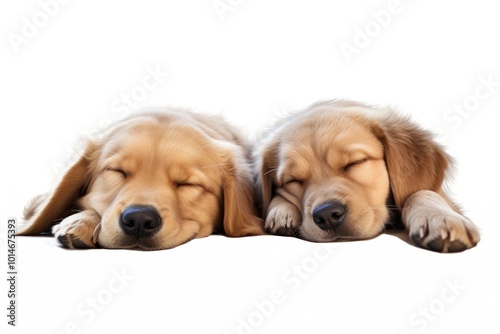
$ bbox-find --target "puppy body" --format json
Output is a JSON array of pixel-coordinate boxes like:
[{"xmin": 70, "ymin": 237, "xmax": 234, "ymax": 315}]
[
  {"xmin": 255, "ymin": 100, "xmax": 480, "ymax": 252},
  {"xmin": 20, "ymin": 109, "xmax": 264, "ymax": 250}
]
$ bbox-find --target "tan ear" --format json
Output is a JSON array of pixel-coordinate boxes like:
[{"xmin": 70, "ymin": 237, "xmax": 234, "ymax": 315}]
[
  {"xmin": 374, "ymin": 113, "xmax": 452, "ymax": 208},
  {"xmin": 18, "ymin": 142, "xmax": 98, "ymax": 235},
  {"xmin": 256, "ymin": 139, "xmax": 279, "ymax": 219},
  {"xmin": 222, "ymin": 147, "xmax": 264, "ymax": 237}
]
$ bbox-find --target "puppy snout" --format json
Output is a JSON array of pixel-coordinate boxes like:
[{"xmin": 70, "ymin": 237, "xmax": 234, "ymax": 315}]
[
  {"xmin": 120, "ymin": 205, "xmax": 162, "ymax": 238},
  {"xmin": 312, "ymin": 201, "xmax": 347, "ymax": 230}
]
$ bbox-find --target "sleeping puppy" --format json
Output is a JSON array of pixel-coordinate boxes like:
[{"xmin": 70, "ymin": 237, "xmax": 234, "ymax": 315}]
[
  {"xmin": 19, "ymin": 109, "xmax": 264, "ymax": 250},
  {"xmin": 255, "ymin": 100, "xmax": 480, "ymax": 252}
]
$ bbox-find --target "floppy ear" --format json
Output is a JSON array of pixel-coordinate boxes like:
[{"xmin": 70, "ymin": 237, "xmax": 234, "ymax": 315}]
[
  {"xmin": 256, "ymin": 139, "xmax": 279, "ymax": 219},
  {"xmin": 374, "ymin": 112, "xmax": 452, "ymax": 208},
  {"xmin": 18, "ymin": 142, "xmax": 98, "ymax": 235},
  {"xmin": 221, "ymin": 146, "xmax": 264, "ymax": 237}
]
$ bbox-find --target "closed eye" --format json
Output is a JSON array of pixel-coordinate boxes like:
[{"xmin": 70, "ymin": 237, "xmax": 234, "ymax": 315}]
[
  {"xmin": 282, "ymin": 179, "xmax": 303, "ymax": 187},
  {"xmin": 105, "ymin": 167, "xmax": 128, "ymax": 178},
  {"xmin": 344, "ymin": 159, "xmax": 367, "ymax": 171}
]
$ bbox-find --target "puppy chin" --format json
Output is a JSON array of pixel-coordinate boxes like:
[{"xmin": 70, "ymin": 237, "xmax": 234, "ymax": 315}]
[
  {"xmin": 97, "ymin": 232, "xmax": 198, "ymax": 250},
  {"xmin": 299, "ymin": 217, "xmax": 385, "ymax": 242},
  {"xmin": 299, "ymin": 221, "xmax": 339, "ymax": 242}
]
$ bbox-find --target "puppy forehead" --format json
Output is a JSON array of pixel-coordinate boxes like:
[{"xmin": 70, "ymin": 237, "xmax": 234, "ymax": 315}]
[
  {"xmin": 100, "ymin": 121, "xmax": 221, "ymax": 167},
  {"xmin": 278, "ymin": 111, "xmax": 382, "ymax": 168}
]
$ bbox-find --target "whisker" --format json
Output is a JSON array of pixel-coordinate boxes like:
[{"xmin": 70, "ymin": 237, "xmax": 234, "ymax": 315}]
[{"xmin": 264, "ymin": 168, "xmax": 278, "ymax": 176}]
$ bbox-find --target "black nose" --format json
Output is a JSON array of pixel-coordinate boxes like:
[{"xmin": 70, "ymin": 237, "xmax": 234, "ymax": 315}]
[
  {"xmin": 312, "ymin": 201, "xmax": 347, "ymax": 230},
  {"xmin": 119, "ymin": 205, "xmax": 162, "ymax": 238}
]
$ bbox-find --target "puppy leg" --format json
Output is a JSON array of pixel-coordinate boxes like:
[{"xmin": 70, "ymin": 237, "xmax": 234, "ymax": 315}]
[
  {"xmin": 402, "ymin": 190, "xmax": 480, "ymax": 252},
  {"xmin": 266, "ymin": 195, "xmax": 302, "ymax": 236},
  {"xmin": 52, "ymin": 210, "xmax": 101, "ymax": 249}
]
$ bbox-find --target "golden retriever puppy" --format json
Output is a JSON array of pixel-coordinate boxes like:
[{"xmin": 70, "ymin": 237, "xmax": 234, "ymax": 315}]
[
  {"xmin": 19, "ymin": 109, "xmax": 264, "ymax": 250},
  {"xmin": 255, "ymin": 100, "xmax": 480, "ymax": 252}
]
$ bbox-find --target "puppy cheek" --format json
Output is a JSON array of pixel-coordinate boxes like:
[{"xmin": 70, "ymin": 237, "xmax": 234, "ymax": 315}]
[
  {"xmin": 96, "ymin": 209, "xmax": 123, "ymax": 247},
  {"xmin": 352, "ymin": 205, "xmax": 389, "ymax": 238},
  {"xmin": 178, "ymin": 193, "xmax": 220, "ymax": 236},
  {"xmin": 375, "ymin": 205, "xmax": 390, "ymax": 225}
]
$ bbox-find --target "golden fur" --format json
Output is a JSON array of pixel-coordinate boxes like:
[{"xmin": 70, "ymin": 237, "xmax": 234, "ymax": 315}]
[
  {"xmin": 19, "ymin": 109, "xmax": 264, "ymax": 250},
  {"xmin": 255, "ymin": 100, "xmax": 480, "ymax": 252}
]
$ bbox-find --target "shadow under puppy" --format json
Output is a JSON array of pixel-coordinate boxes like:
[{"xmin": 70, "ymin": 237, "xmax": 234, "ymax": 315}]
[
  {"xmin": 255, "ymin": 100, "xmax": 480, "ymax": 252},
  {"xmin": 19, "ymin": 109, "xmax": 264, "ymax": 250}
]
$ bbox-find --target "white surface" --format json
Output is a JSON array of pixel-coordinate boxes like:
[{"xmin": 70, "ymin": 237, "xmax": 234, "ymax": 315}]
[{"xmin": 1, "ymin": 1, "xmax": 499, "ymax": 333}]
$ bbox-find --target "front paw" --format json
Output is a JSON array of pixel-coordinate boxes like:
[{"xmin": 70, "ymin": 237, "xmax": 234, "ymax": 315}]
[
  {"xmin": 403, "ymin": 192, "xmax": 480, "ymax": 252},
  {"xmin": 265, "ymin": 197, "xmax": 302, "ymax": 237},
  {"xmin": 52, "ymin": 211, "xmax": 101, "ymax": 249}
]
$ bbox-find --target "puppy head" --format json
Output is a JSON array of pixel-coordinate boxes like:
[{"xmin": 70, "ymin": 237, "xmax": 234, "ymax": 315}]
[
  {"xmin": 20, "ymin": 111, "xmax": 263, "ymax": 250},
  {"xmin": 259, "ymin": 101, "xmax": 449, "ymax": 242}
]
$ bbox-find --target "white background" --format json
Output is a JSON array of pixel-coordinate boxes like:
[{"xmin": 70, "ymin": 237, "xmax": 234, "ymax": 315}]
[{"xmin": 1, "ymin": 1, "xmax": 499, "ymax": 334}]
